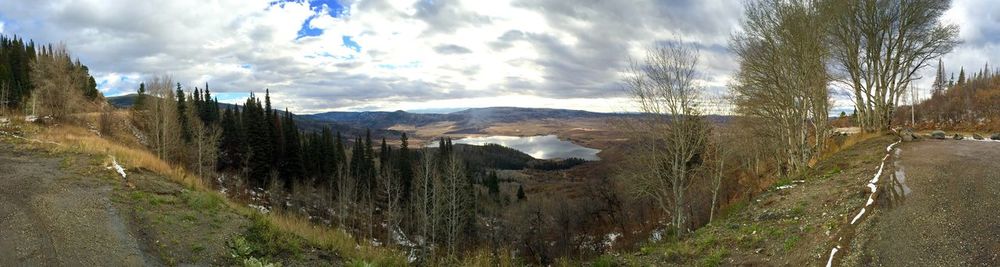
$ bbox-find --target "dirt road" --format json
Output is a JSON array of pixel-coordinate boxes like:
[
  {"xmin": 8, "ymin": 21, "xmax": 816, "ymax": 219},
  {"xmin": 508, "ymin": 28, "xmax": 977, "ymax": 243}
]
[
  {"xmin": 0, "ymin": 143, "xmax": 155, "ymax": 266},
  {"xmin": 858, "ymin": 139, "xmax": 1000, "ymax": 265}
]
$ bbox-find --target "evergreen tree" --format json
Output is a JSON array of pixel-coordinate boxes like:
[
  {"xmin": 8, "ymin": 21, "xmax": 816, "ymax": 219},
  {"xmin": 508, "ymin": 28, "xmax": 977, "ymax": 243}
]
[
  {"xmin": 265, "ymin": 89, "xmax": 284, "ymax": 173},
  {"xmin": 244, "ymin": 95, "xmax": 272, "ymax": 186},
  {"xmin": 517, "ymin": 184, "xmax": 526, "ymax": 200},
  {"xmin": 133, "ymin": 82, "xmax": 146, "ymax": 111},
  {"xmin": 280, "ymin": 108, "xmax": 305, "ymax": 186},
  {"xmin": 487, "ymin": 170, "xmax": 500, "ymax": 197},
  {"xmin": 398, "ymin": 132, "xmax": 413, "ymax": 204},
  {"xmin": 218, "ymin": 105, "xmax": 244, "ymax": 172},
  {"xmin": 958, "ymin": 67, "xmax": 967, "ymax": 86},
  {"xmin": 176, "ymin": 83, "xmax": 191, "ymax": 142}
]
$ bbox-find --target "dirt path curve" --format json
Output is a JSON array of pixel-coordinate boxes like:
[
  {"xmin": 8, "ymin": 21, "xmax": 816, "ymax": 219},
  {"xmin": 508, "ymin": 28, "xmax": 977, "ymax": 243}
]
[
  {"xmin": 859, "ymin": 139, "xmax": 1000, "ymax": 266},
  {"xmin": 0, "ymin": 143, "xmax": 156, "ymax": 266}
]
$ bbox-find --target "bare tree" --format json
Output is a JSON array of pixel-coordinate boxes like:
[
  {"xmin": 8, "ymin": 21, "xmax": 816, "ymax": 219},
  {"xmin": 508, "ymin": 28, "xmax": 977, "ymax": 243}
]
[
  {"xmin": 413, "ymin": 148, "xmax": 438, "ymax": 259},
  {"xmin": 141, "ymin": 76, "xmax": 182, "ymax": 162},
  {"xmin": 616, "ymin": 41, "xmax": 710, "ymax": 239},
  {"xmin": 731, "ymin": 0, "xmax": 830, "ymax": 174},
  {"xmin": 191, "ymin": 118, "xmax": 221, "ymax": 180},
  {"xmin": 440, "ymin": 152, "xmax": 470, "ymax": 256},
  {"xmin": 30, "ymin": 45, "xmax": 85, "ymax": 119},
  {"xmin": 826, "ymin": 0, "xmax": 959, "ymax": 132}
]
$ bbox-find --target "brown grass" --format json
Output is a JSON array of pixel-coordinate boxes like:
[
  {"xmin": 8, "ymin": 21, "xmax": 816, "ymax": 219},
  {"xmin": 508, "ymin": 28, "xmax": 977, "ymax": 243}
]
[{"xmin": 810, "ymin": 131, "xmax": 882, "ymax": 166}]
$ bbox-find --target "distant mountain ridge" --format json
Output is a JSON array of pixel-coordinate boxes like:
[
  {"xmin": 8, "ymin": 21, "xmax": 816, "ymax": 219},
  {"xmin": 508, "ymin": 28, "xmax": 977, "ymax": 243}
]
[
  {"xmin": 302, "ymin": 107, "xmax": 624, "ymax": 131},
  {"xmin": 110, "ymin": 94, "xmax": 731, "ymax": 133}
]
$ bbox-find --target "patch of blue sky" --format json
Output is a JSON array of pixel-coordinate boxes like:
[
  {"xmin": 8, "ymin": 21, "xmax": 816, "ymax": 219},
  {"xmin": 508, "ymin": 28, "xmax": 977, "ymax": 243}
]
[
  {"xmin": 296, "ymin": 16, "xmax": 323, "ymax": 39},
  {"xmin": 240, "ymin": 64, "xmax": 253, "ymax": 69},
  {"xmin": 378, "ymin": 61, "xmax": 422, "ymax": 70},
  {"xmin": 342, "ymin": 35, "xmax": 361, "ymax": 52},
  {"xmin": 293, "ymin": 0, "xmax": 348, "ymax": 39},
  {"xmin": 213, "ymin": 92, "xmax": 252, "ymax": 103}
]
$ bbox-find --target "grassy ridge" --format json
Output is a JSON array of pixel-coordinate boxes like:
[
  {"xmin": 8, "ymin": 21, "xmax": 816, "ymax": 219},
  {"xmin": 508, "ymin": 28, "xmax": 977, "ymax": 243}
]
[{"xmin": 4, "ymin": 118, "xmax": 406, "ymax": 266}]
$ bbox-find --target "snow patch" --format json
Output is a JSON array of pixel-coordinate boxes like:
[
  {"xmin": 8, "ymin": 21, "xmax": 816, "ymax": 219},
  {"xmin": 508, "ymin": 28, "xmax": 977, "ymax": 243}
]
[
  {"xmin": 776, "ymin": 184, "xmax": 796, "ymax": 190},
  {"xmin": 248, "ymin": 204, "xmax": 270, "ymax": 214},
  {"xmin": 826, "ymin": 246, "xmax": 840, "ymax": 267},
  {"xmin": 604, "ymin": 232, "xmax": 621, "ymax": 248},
  {"xmin": 108, "ymin": 156, "xmax": 127, "ymax": 179}
]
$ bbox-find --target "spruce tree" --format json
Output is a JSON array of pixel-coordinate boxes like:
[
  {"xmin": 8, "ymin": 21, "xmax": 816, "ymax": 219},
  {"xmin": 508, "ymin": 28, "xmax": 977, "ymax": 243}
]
[
  {"xmin": 244, "ymin": 95, "xmax": 272, "ymax": 187},
  {"xmin": 398, "ymin": 132, "xmax": 413, "ymax": 204},
  {"xmin": 517, "ymin": 184, "xmax": 526, "ymax": 200},
  {"xmin": 280, "ymin": 108, "xmax": 305, "ymax": 186},
  {"xmin": 176, "ymin": 83, "xmax": 191, "ymax": 142},
  {"xmin": 134, "ymin": 82, "xmax": 146, "ymax": 111}
]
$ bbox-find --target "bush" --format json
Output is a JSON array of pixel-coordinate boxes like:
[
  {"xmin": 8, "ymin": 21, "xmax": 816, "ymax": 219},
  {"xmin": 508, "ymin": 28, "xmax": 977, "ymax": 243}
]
[{"xmin": 992, "ymin": 133, "xmax": 1000, "ymax": 140}]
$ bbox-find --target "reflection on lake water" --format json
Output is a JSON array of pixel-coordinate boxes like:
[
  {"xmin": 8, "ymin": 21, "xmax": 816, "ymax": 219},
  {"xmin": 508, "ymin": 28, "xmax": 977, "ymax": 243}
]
[{"xmin": 444, "ymin": 135, "xmax": 601, "ymax": 160}]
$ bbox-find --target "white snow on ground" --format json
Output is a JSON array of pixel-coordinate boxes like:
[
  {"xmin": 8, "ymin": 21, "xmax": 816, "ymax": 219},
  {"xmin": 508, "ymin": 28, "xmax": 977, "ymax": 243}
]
[
  {"xmin": 109, "ymin": 156, "xmax": 127, "ymax": 179},
  {"xmin": 828, "ymin": 140, "xmax": 900, "ymax": 266},
  {"xmin": 826, "ymin": 246, "xmax": 840, "ymax": 267},
  {"xmin": 776, "ymin": 184, "xmax": 797, "ymax": 190},
  {"xmin": 248, "ymin": 204, "xmax": 270, "ymax": 214},
  {"xmin": 604, "ymin": 232, "xmax": 621, "ymax": 248}
]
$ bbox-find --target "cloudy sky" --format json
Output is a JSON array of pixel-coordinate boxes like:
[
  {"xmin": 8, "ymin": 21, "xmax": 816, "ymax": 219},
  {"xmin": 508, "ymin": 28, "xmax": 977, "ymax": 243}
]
[{"xmin": 0, "ymin": 0, "xmax": 992, "ymax": 114}]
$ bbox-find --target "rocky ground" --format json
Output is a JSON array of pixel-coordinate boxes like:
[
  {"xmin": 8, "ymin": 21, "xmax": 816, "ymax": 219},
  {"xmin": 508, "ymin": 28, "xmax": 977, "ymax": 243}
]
[
  {"xmin": 852, "ymin": 139, "xmax": 1000, "ymax": 266},
  {"xmin": 0, "ymin": 143, "xmax": 155, "ymax": 265}
]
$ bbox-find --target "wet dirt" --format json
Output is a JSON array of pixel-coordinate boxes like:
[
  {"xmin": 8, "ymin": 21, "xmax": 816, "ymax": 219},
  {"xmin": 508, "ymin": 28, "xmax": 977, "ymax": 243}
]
[
  {"xmin": 854, "ymin": 139, "xmax": 1000, "ymax": 266},
  {"xmin": 0, "ymin": 143, "xmax": 157, "ymax": 266}
]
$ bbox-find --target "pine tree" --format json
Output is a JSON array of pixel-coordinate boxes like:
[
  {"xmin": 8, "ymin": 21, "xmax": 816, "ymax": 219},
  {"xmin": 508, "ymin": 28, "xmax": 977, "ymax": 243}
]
[
  {"xmin": 244, "ymin": 95, "xmax": 272, "ymax": 187},
  {"xmin": 280, "ymin": 108, "xmax": 305, "ymax": 186},
  {"xmin": 487, "ymin": 170, "xmax": 500, "ymax": 197},
  {"xmin": 134, "ymin": 82, "xmax": 146, "ymax": 111},
  {"xmin": 517, "ymin": 184, "xmax": 526, "ymax": 200},
  {"xmin": 958, "ymin": 67, "xmax": 967, "ymax": 86},
  {"xmin": 218, "ymin": 105, "xmax": 244, "ymax": 172},
  {"xmin": 398, "ymin": 132, "xmax": 413, "ymax": 204},
  {"xmin": 932, "ymin": 59, "xmax": 945, "ymax": 96},
  {"xmin": 176, "ymin": 83, "xmax": 191, "ymax": 142}
]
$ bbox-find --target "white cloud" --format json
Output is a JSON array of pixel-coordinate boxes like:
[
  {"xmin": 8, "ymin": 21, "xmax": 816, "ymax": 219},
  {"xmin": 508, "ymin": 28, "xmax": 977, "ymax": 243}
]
[
  {"xmin": 5, "ymin": 0, "xmax": 980, "ymax": 114},
  {"xmin": 0, "ymin": 21, "xmax": 5, "ymax": 33}
]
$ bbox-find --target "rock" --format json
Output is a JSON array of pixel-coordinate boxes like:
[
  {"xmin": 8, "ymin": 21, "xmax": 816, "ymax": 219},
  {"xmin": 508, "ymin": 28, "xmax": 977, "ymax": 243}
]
[
  {"xmin": 973, "ymin": 134, "xmax": 984, "ymax": 140},
  {"xmin": 992, "ymin": 133, "xmax": 1000, "ymax": 140},
  {"xmin": 931, "ymin": 130, "xmax": 946, "ymax": 140},
  {"xmin": 900, "ymin": 129, "xmax": 915, "ymax": 142},
  {"xmin": 953, "ymin": 134, "xmax": 964, "ymax": 140}
]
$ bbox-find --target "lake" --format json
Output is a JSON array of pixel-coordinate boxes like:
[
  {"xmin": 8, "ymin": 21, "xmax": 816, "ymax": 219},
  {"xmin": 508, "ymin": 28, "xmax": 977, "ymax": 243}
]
[{"xmin": 445, "ymin": 135, "xmax": 601, "ymax": 161}]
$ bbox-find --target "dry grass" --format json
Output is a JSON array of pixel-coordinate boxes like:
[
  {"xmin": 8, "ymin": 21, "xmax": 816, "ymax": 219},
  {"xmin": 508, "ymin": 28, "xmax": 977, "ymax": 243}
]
[
  {"xmin": 810, "ymin": 131, "xmax": 882, "ymax": 166},
  {"xmin": 9, "ymin": 118, "xmax": 405, "ymax": 265}
]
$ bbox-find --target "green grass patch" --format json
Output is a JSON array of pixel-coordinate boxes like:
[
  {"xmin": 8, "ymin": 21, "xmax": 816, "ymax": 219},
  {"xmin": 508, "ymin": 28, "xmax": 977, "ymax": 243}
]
[
  {"xmin": 181, "ymin": 190, "xmax": 224, "ymax": 212},
  {"xmin": 591, "ymin": 254, "xmax": 618, "ymax": 267},
  {"xmin": 699, "ymin": 248, "xmax": 727, "ymax": 267},
  {"xmin": 783, "ymin": 235, "xmax": 800, "ymax": 251},
  {"xmin": 235, "ymin": 214, "xmax": 304, "ymax": 260},
  {"xmin": 721, "ymin": 200, "xmax": 749, "ymax": 219},
  {"xmin": 130, "ymin": 191, "xmax": 177, "ymax": 207}
]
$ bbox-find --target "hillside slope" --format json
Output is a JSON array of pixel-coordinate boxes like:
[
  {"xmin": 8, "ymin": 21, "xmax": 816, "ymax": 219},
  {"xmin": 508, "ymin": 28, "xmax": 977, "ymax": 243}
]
[
  {"xmin": 0, "ymin": 120, "xmax": 402, "ymax": 266},
  {"xmin": 613, "ymin": 135, "xmax": 897, "ymax": 266}
]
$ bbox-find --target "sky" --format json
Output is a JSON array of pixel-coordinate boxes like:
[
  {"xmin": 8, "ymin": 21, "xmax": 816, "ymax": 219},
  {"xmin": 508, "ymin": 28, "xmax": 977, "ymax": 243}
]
[{"xmin": 0, "ymin": 0, "xmax": 993, "ymax": 114}]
